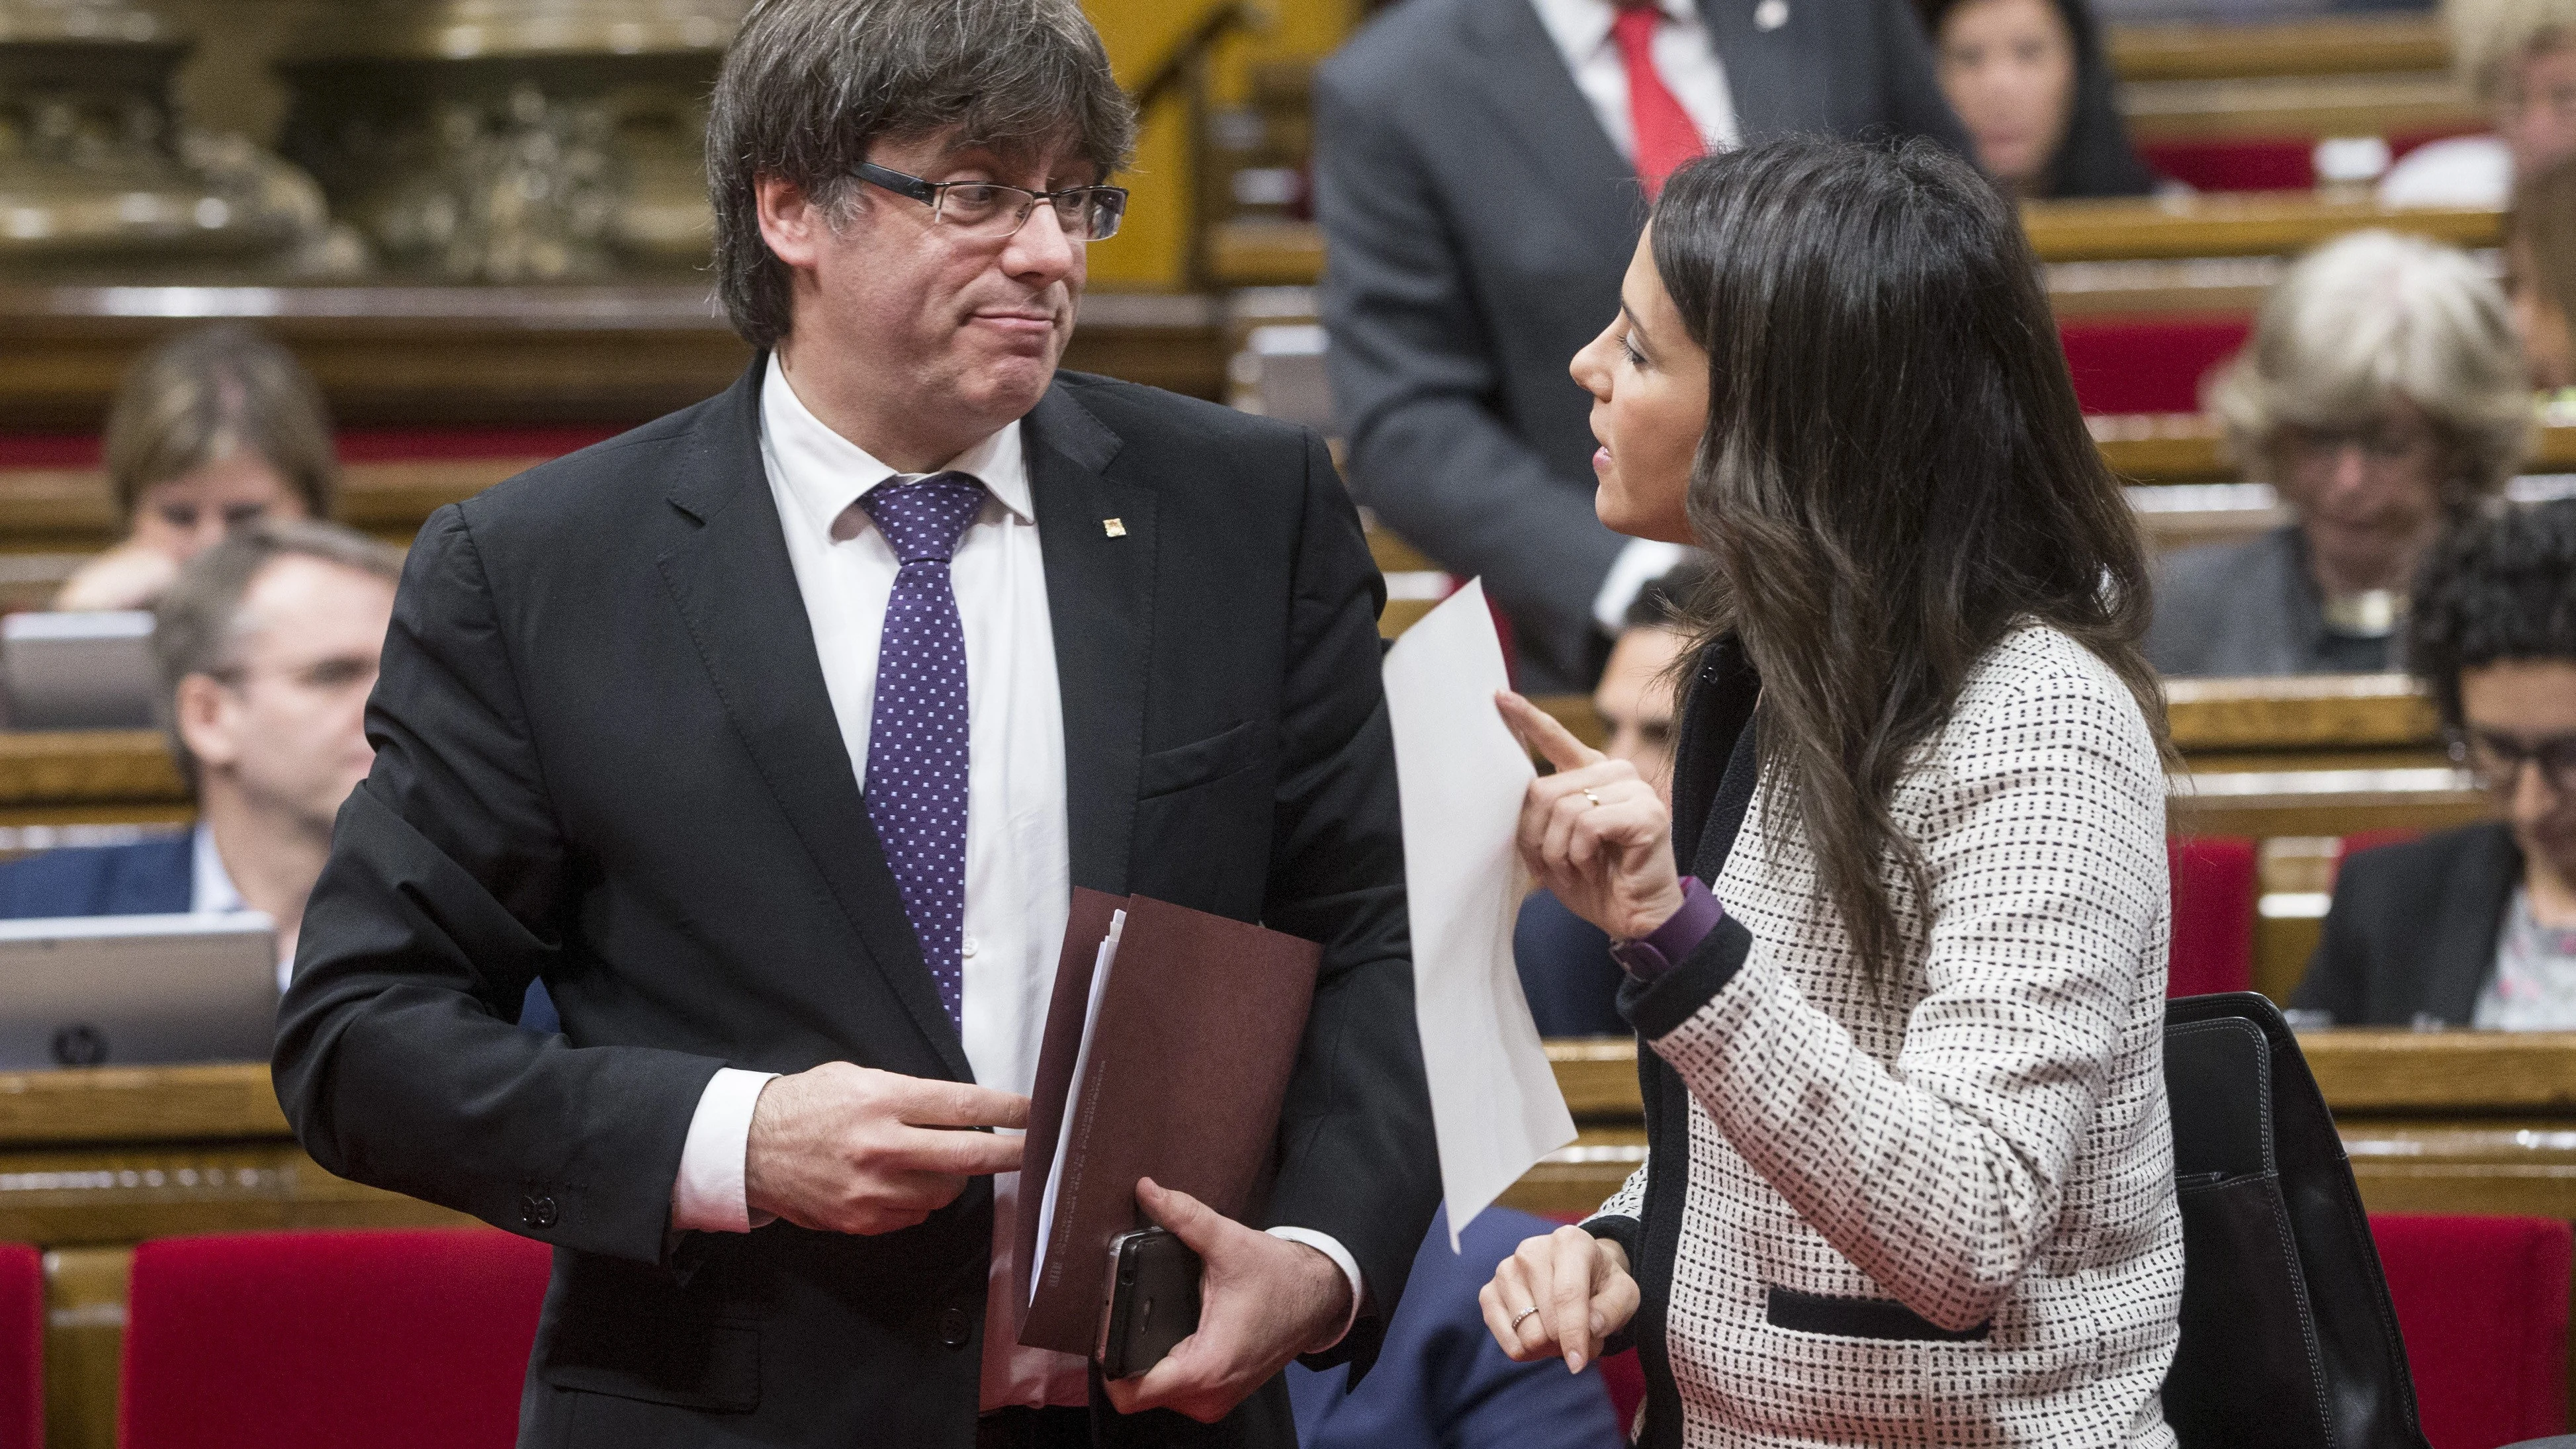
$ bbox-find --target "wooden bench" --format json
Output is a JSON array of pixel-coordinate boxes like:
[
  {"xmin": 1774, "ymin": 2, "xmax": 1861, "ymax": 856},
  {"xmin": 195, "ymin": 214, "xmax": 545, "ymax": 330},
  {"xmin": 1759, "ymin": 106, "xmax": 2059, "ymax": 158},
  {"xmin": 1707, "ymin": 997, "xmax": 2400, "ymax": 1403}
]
[
  {"xmin": 1214, "ymin": 194, "xmax": 2503, "ymax": 290},
  {"xmin": 0, "ymin": 1063, "xmax": 466, "ymax": 1449},
  {"xmin": 1518, "ymin": 1030, "xmax": 2576, "ymax": 1223},
  {"xmin": 0, "ymin": 286, "xmax": 1227, "ymax": 433},
  {"xmin": 2106, "ymin": 16, "xmax": 2448, "ymax": 83}
]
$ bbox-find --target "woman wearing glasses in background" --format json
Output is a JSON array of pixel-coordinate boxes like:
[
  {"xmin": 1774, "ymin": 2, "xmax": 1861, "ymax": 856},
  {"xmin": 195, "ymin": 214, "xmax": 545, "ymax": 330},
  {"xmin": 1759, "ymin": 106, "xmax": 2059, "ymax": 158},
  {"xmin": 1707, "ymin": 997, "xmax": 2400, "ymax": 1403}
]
[
  {"xmin": 2295, "ymin": 500, "xmax": 2576, "ymax": 1029},
  {"xmin": 1476, "ymin": 137, "xmax": 2183, "ymax": 1446}
]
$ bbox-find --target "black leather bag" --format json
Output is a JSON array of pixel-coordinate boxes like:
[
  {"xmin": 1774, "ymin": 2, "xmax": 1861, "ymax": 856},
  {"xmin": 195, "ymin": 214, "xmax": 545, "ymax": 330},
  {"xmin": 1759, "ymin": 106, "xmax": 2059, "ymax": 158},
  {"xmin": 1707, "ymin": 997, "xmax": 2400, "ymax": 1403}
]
[{"xmin": 2161, "ymin": 992, "xmax": 2429, "ymax": 1449}]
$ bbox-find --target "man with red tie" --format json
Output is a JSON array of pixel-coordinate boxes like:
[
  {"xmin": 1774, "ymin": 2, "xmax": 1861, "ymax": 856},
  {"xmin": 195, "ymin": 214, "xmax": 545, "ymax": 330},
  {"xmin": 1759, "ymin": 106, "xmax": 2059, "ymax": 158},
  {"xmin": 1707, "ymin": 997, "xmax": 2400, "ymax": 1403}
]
[{"xmin": 1315, "ymin": 0, "xmax": 1969, "ymax": 692}]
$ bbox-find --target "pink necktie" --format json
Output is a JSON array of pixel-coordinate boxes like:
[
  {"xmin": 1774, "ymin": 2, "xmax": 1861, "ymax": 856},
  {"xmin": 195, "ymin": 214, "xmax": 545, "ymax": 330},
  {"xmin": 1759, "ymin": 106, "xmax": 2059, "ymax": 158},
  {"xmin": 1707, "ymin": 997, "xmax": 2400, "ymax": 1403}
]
[{"xmin": 1611, "ymin": 1, "xmax": 1707, "ymax": 197}]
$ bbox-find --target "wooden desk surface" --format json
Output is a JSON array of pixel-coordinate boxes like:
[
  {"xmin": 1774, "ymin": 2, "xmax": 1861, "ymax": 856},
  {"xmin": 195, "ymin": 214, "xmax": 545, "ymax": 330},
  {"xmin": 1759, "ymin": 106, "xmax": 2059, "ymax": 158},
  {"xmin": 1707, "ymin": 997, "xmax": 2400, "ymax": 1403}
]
[
  {"xmin": 2118, "ymin": 72, "xmax": 2476, "ymax": 143},
  {"xmin": 2021, "ymin": 193, "xmax": 2499, "ymax": 265},
  {"xmin": 0, "ymin": 286, "xmax": 1224, "ymax": 430},
  {"xmin": 0, "ymin": 1063, "xmax": 286, "ymax": 1147},
  {"xmin": 2101, "ymin": 416, "xmax": 2576, "ymax": 485},
  {"xmin": 1216, "ymin": 196, "xmax": 2503, "ymax": 290},
  {"xmin": 2106, "ymin": 17, "xmax": 2447, "ymax": 83},
  {"xmin": 2164, "ymin": 675, "xmax": 2439, "ymax": 754},
  {"xmin": 1547, "ymin": 1030, "xmax": 2576, "ymax": 1120}
]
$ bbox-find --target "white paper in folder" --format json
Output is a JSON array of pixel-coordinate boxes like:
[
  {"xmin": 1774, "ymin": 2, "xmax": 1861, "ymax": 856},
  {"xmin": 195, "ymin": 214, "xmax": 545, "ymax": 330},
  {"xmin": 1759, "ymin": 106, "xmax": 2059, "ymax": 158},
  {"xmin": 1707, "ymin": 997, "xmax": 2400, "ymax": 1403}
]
[{"xmin": 1382, "ymin": 578, "xmax": 1577, "ymax": 1249}]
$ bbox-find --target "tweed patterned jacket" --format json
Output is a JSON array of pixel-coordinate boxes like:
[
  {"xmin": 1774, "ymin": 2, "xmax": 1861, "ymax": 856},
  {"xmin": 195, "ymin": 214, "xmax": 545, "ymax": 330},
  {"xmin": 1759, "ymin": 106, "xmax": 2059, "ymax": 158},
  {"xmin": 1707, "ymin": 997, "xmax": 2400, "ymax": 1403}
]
[{"xmin": 1585, "ymin": 625, "xmax": 2183, "ymax": 1448}]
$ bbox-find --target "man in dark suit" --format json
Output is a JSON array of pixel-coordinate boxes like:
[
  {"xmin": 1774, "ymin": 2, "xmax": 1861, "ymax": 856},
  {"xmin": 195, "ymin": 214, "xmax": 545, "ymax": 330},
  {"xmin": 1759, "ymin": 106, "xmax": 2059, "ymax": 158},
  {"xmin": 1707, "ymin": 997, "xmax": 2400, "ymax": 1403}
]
[
  {"xmin": 2295, "ymin": 501, "xmax": 2576, "ymax": 1027},
  {"xmin": 1314, "ymin": 0, "xmax": 1969, "ymax": 690},
  {"xmin": 270, "ymin": 2, "xmax": 1437, "ymax": 1445}
]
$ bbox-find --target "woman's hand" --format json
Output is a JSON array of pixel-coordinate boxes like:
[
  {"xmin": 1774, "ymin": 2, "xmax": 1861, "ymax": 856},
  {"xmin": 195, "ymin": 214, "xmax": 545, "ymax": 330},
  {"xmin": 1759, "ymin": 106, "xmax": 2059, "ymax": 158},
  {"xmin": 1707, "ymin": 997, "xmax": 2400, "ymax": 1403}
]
[
  {"xmin": 1478, "ymin": 1225, "xmax": 1640, "ymax": 1372},
  {"xmin": 52, "ymin": 542, "xmax": 180, "ymax": 613},
  {"xmin": 1497, "ymin": 691, "xmax": 1685, "ymax": 941}
]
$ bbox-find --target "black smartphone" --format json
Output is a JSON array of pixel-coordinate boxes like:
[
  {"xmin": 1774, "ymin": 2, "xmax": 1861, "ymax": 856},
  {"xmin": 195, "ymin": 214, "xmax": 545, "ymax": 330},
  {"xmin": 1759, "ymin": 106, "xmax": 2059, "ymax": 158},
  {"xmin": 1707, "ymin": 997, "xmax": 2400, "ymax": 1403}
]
[{"xmin": 1096, "ymin": 1226, "xmax": 1203, "ymax": 1380}]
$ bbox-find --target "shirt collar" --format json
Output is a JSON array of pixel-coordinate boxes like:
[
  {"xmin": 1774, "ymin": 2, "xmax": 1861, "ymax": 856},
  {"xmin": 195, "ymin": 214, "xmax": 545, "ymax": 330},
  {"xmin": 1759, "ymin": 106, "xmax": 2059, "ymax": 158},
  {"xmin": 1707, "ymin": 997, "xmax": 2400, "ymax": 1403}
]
[
  {"xmin": 1531, "ymin": 0, "xmax": 1697, "ymax": 58},
  {"xmin": 760, "ymin": 351, "xmax": 1035, "ymax": 541},
  {"xmin": 190, "ymin": 820, "xmax": 244, "ymax": 916}
]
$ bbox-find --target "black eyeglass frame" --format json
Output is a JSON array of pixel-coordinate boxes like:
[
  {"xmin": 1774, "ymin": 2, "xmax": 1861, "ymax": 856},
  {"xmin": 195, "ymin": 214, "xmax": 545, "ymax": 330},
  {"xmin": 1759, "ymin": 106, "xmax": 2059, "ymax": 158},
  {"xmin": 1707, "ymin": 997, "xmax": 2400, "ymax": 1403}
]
[
  {"xmin": 2446, "ymin": 725, "xmax": 2576, "ymax": 795},
  {"xmin": 854, "ymin": 161, "xmax": 1128, "ymax": 242}
]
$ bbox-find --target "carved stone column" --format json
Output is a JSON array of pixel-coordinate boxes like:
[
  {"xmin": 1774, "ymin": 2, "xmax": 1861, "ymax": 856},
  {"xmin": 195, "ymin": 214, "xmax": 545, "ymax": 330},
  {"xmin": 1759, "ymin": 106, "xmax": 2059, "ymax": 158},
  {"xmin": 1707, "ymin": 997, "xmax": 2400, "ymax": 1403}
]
[
  {"xmin": 0, "ymin": 0, "xmax": 339, "ymax": 277},
  {"xmin": 277, "ymin": 1, "xmax": 741, "ymax": 283}
]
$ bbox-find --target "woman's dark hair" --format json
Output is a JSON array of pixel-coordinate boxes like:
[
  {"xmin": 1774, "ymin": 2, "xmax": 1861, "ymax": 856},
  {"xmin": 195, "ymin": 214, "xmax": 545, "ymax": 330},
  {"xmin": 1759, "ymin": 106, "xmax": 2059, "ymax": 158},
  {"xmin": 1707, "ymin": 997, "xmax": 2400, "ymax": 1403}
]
[
  {"xmin": 2407, "ymin": 499, "xmax": 2576, "ymax": 728},
  {"xmin": 1916, "ymin": 0, "xmax": 2157, "ymax": 199},
  {"xmin": 1652, "ymin": 136, "xmax": 2166, "ymax": 980}
]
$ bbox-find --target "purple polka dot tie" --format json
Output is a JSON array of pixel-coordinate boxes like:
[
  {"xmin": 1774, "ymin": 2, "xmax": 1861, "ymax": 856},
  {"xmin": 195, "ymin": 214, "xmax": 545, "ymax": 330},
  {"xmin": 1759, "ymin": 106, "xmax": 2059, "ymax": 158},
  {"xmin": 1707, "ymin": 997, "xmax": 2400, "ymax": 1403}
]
[{"xmin": 861, "ymin": 472, "xmax": 986, "ymax": 1030}]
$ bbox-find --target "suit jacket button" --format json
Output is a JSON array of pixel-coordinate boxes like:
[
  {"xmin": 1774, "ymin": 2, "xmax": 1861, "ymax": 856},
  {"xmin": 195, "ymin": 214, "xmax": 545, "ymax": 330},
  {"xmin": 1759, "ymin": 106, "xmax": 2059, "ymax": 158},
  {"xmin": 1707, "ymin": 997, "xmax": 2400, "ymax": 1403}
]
[
  {"xmin": 521, "ymin": 1191, "xmax": 558, "ymax": 1230},
  {"xmin": 938, "ymin": 1307, "xmax": 971, "ymax": 1350}
]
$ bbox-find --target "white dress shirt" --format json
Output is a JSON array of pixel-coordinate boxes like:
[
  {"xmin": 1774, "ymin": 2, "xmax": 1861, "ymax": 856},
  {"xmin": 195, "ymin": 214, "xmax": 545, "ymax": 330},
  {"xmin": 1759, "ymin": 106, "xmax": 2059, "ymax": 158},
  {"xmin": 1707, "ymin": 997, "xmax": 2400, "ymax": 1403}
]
[
  {"xmin": 1528, "ymin": 0, "xmax": 1741, "ymax": 160},
  {"xmin": 1527, "ymin": 0, "xmax": 1720, "ymax": 631},
  {"xmin": 669, "ymin": 354, "xmax": 1359, "ymax": 1411},
  {"xmin": 190, "ymin": 822, "xmax": 291, "ymax": 991}
]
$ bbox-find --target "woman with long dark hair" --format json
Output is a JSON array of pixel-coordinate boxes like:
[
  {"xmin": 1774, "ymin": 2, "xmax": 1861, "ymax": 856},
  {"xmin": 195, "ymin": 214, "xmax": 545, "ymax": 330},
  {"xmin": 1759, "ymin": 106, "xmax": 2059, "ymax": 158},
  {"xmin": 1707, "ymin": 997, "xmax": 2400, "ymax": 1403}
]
[
  {"xmin": 1476, "ymin": 137, "xmax": 2183, "ymax": 1445},
  {"xmin": 1920, "ymin": 0, "xmax": 2158, "ymax": 198}
]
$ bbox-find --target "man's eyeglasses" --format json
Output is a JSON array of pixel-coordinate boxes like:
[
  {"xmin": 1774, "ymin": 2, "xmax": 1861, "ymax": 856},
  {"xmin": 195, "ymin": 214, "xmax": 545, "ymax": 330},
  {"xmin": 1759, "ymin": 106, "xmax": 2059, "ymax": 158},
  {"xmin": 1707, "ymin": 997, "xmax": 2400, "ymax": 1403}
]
[
  {"xmin": 855, "ymin": 162, "xmax": 1127, "ymax": 243},
  {"xmin": 2447, "ymin": 726, "xmax": 2576, "ymax": 796}
]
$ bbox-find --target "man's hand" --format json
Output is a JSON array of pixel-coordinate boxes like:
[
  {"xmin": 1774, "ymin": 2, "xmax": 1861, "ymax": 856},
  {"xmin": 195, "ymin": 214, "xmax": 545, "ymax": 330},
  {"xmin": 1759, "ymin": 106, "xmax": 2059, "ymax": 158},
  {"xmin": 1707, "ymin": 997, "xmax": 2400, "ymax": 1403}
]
[
  {"xmin": 1478, "ymin": 1226, "xmax": 1639, "ymax": 1373},
  {"xmin": 1101, "ymin": 1178, "xmax": 1353, "ymax": 1423},
  {"xmin": 742, "ymin": 1062, "xmax": 1028, "ymax": 1235}
]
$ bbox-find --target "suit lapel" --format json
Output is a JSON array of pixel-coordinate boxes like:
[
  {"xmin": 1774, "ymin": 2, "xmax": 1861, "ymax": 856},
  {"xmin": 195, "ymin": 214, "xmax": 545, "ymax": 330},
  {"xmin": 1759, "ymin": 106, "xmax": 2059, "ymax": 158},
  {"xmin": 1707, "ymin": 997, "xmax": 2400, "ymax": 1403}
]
[
  {"xmin": 1024, "ymin": 384, "xmax": 1150, "ymax": 899},
  {"xmin": 2424, "ymin": 823, "xmax": 2522, "ymax": 1024},
  {"xmin": 654, "ymin": 362, "xmax": 973, "ymax": 1082},
  {"xmin": 1464, "ymin": 0, "xmax": 1643, "ymax": 266}
]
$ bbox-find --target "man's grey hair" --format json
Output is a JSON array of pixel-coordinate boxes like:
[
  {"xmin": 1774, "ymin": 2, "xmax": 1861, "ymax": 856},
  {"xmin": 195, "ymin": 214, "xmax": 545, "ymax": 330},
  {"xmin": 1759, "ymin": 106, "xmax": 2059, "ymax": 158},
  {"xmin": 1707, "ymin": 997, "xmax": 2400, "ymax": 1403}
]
[
  {"xmin": 2205, "ymin": 229, "xmax": 2534, "ymax": 508},
  {"xmin": 151, "ymin": 519, "xmax": 404, "ymax": 793},
  {"xmin": 707, "ymin": 0, "xmax": 1137, "ymax": 350}
]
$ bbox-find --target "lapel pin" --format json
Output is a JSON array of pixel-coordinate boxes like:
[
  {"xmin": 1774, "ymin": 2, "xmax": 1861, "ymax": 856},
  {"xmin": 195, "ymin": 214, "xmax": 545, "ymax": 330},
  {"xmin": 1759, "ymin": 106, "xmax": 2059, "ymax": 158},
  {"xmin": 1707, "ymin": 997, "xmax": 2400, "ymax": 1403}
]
[
  {"xmin": 1102, "ymin": 517, "xmax": 1127, "ymax": 538},
  {"xmin": 1754, "ymin": 0, "xmax": 1788, "ymax": 28}
]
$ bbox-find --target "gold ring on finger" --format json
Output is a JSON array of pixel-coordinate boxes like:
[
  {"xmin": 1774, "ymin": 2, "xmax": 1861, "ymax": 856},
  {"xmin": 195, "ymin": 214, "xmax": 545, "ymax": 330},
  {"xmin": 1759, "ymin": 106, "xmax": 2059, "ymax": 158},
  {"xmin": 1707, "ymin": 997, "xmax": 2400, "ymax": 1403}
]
[
  {"xmin": 1511, "ymin": 1305, "xmax": 1540, "ymax": 1328},
  {"xmin": 1581, "ymin": 789, "xmax": 1603, "ymax": 809}
]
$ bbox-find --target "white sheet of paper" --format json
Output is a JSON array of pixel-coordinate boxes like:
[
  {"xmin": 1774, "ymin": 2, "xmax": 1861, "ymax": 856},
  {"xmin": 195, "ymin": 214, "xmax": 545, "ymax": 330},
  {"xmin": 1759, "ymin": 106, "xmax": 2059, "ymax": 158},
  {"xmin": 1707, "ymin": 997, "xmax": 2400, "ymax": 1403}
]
[
  {"xmin": 1032, "ymin": 908, "xmax": 1125, "ymax": 1302},
  {"xmin": 1382, "ymin": 579, "xmax": 1577, "ymax": 1250}
]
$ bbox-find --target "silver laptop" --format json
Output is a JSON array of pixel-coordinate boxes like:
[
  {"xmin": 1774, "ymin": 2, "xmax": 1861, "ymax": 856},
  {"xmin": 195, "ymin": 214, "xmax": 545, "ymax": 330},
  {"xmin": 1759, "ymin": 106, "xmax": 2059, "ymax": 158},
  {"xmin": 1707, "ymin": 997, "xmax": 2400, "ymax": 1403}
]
[
  {"xmin": 0, "ymin": 914, "xmax": 278, "ymax": 1069},
  {"xmin": 2, "ymin": 611, "xmax": 158, "ymax": 731}
]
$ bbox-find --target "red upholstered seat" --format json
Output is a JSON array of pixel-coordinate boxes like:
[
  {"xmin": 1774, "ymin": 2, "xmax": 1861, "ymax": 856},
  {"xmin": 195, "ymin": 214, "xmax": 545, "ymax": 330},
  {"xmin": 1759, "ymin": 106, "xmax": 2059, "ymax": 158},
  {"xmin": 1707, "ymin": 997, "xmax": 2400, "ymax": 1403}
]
[
  {"xmin": 2372, "ymin": 1214, "xmax": 2573, "ymax": 1449},
  {"xmin": 2139, "ymin": 140, "xmax": 2317, "ymax": 193},
  {"xmin": 118, "ymin": 1227, "xmax": 551, "ymax": 1449},
  {"xmin": 2167, "ymin": 836, "xmax": 2257, "ymax": 998},
  {"xmin": 0, "ymin": 1243, "xmax": 42, "ymax": 1449},
  {"xmin": 2057, "ymin": 317, "xmax": 2250, "ymax": 416}
]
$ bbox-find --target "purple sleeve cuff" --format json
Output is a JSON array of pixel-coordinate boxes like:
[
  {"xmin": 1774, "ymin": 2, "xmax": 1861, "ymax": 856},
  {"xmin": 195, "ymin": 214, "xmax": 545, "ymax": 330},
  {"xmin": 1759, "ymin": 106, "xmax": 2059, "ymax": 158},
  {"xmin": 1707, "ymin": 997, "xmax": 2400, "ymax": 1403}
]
[{"xmin": 1610, "ymin": 877, "xmax": 1724, "ymax": 983}]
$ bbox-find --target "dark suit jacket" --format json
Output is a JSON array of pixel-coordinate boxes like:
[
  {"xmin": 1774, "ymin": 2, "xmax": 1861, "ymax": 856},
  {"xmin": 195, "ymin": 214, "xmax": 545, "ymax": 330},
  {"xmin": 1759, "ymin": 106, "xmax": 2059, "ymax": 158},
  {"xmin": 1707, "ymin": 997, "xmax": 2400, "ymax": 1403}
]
[
  {"xmin": 1315, "ymin": 0, "xmax": 1969, "ymax": 691},
  {"xmin": 1284, "ymin": 1206, "xmax": 1624, "ymax": 1449},
  {"xmin": 2291, "ymin": 823, "xmax": 2520, "ymax": 1026},
  {"xmin": 0, "ymin": 836, "xmax": 191, "ymax": 918},
  {"xmin": 272, "ymin": 362, "xmax": 1439, "ymax": 1448}
]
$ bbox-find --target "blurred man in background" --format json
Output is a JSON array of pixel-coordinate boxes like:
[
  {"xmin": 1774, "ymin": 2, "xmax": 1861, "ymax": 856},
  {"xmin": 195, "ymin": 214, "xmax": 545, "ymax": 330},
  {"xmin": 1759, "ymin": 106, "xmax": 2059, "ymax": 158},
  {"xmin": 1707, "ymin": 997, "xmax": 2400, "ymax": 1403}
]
[
  {"xmin": 0, "ymin": 522, "xmax": 397, "ymax": 985},
  {"xmin": 1315, "ymin": 0, "xmax": 1964, "ymax": 690}
]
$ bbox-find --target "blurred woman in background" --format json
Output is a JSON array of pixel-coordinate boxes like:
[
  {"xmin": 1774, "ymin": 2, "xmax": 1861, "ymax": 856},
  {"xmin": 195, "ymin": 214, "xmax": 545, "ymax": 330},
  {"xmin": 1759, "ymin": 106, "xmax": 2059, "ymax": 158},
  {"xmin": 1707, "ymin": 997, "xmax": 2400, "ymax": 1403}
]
[
  {"xmin": 2149, "ymin": 231, "xmax": 2532, "ymax": 676},
  {"xmin": 1920, "ymin": 0, "xmax": 2158, "ymax": 198},
  {"xmin": 2509, "ymin": 152, "xmax": 2576, "ymax": 390},
  {"xmin": 2381, "ymin": 0, "xmax": 2576, "ymax": 210},
  {"xmin": 55, "ymin": 324, "xmax": 337, "ymax": 613}
]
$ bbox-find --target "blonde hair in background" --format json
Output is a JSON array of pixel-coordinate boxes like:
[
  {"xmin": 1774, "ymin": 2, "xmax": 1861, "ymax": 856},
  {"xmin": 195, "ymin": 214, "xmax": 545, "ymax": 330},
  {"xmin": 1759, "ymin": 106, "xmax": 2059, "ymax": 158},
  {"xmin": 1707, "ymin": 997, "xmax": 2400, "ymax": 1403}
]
[
  {"xmin": 103, "ymin": 324, "xmax": 338, "ymax": 525},
  {"xmin": 2451, "ymin": 0, "xmax": 2576, "ymax": 107},
  {"xmin": 2204, "ymin": 229, "xmax": 2533, "ymax": 507}
]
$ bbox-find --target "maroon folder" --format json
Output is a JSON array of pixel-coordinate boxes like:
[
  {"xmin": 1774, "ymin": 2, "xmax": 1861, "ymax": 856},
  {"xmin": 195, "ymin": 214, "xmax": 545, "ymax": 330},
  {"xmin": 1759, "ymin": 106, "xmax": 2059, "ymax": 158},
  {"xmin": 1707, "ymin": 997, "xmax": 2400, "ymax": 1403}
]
[{"xmin": 1012, "ymin": 889, "xmax": 1321, "ymax": 1355}]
